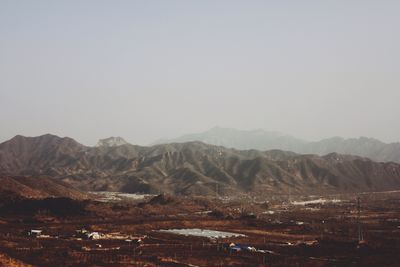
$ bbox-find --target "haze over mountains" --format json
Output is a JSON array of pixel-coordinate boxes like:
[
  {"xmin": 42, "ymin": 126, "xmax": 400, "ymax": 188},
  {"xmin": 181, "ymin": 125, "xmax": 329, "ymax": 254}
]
[
  {"xmin": 156, "ymin": 127, "xmax": 400, "ymax": 163},
  {"xmin": 1, "ymin": 134, "xmax": 400, "ymax": 196}
]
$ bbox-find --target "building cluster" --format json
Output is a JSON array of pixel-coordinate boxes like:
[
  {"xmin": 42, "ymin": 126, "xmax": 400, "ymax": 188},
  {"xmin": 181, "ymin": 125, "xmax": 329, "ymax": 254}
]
[
  {"xmin": 223, "ymin": 243, "xmax": 266, "ymax": 253},
  {"xmin": 27, "ymin": 228, "xmax": 145, "ymax": 244}
]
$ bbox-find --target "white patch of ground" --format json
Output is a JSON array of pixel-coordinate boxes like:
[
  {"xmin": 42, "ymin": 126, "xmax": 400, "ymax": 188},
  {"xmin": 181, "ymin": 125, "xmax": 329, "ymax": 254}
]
[
  {"xmin": 91, "ymin": 192, "xmax": 154, "ymax": 202},
  {"xmin": 157, "ymin": 228, "xmax": 245, "ymax": 239},
  {"xmin": 291, "ymin": 198, "xmax": 341, "ymax": 205}
]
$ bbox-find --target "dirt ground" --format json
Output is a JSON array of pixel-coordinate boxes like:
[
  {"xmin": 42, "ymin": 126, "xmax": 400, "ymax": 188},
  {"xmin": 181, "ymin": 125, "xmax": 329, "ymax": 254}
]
[{"xmin": 0, "ymin": 191, "xmax": 400, "ymax": 267}]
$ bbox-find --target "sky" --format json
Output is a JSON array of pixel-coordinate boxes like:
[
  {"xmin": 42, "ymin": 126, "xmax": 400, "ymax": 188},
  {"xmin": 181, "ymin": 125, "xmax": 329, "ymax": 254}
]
[{"xmin": 1, "ymin": 0, "xmax": 400, "ymax": 146}]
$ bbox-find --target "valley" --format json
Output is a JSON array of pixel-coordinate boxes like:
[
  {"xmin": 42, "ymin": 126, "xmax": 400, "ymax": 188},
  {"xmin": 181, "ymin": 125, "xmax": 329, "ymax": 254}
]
[
  {"xmin": 0, "ymin": 191, "xmax": 399, "ymax": 266},
  {"xmin": 1, "ymin": 135, "xmax": 400, "ymax": 266}
]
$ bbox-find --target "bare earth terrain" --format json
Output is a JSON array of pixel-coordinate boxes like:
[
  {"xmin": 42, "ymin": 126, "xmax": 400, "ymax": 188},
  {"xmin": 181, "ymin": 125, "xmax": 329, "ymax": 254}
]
[{"xmin": 0, "ymin": 191, "xmax": 399, "ymax": 267}]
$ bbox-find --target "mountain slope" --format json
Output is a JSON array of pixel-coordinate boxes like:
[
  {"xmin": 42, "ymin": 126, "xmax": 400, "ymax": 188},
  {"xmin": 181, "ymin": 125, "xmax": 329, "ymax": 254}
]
[
  {"xmin": 1, "ymin": 134, "xmax": 400, "ymax": 196},
  {"xmin": 304, "ymin": 137, "xmax": 400, "ymax": 163},
  {"xmin": 0, "ymin": 175, "xmax": 87, "ymax": 200},
  {"xmin": 0, "ymin": 134, "xmax": 87, "ymax": 175},
  {"xmin": 156, "ymin": 127, "xmax": 400, "ymax": 163}
]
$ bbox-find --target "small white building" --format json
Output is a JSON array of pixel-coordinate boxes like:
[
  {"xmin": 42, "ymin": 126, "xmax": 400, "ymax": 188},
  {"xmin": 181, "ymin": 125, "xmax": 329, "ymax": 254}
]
[
  {"xmin": 28, "ymin": 230, "xmax": 42, "ymax": 237},
  {"xmin": 87, "ymin": 232, "xmax": 101, "ymax": 240}
]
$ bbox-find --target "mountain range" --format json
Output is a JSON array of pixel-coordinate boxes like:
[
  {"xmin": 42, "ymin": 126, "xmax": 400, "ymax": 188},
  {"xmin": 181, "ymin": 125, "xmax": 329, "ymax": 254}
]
[
  {"xmin": 1, "ymin": 134, "xmax": 400, "ymax": 196},
  {"xmin": 155, "ymin": 127, "xmax": 400, "ymax": 163}
]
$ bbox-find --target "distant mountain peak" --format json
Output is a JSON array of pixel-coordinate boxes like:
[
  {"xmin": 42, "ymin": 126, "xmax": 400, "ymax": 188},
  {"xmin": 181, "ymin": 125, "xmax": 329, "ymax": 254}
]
[
  {"xmin": 96, "ymin": 137, "xmax": 130, "ymax": 147},
  {"xmin": 153, "ymin": 127, "xmax": 303, "ymax": 150},
  {"xmin": 152, "ymin": 127, "xmax": 400, "ymax": 163},
  {"xmin": 10, "ymin": 133, "xmax": 60, "ymax": 141},
  {"xmin": 208, "ymin": 126, "xmax": 278, "ymax": 135},
  {"xmin": 1, "ymin": 134, "xmax": 84, "ymax": 149}
]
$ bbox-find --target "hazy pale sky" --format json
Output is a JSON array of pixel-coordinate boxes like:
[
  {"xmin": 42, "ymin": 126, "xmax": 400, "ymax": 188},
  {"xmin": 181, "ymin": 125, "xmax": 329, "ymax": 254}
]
[{"xmin": 1, "ymin": 0, "xmax": 399, "ymax": 145}]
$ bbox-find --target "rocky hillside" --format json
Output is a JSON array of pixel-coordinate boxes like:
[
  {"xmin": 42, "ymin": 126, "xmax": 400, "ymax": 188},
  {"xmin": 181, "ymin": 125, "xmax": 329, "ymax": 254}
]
[{"xmin": 1, "ymin": 134, "xmax": 400, "ymax": 196}]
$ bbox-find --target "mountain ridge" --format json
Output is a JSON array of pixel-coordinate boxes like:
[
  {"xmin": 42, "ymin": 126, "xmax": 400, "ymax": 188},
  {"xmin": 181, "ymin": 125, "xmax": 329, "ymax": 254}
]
[
  {"xmin": 1, "ymin": 134, "xmax": 400, "ymax": 196},
  {"xmin": 154, "ymin": 127, "xmax": 400, "ymax": 163}
]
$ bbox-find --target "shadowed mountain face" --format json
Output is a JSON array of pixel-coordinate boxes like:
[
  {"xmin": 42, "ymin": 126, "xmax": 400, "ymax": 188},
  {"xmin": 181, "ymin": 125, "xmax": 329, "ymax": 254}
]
[
  {"xmin": 1, "ymin": 134, "xmax": 400, "ymax": 196},
  {"xmin": 155, "ymin": 127, "xmax": 400, "ymax": 163}
]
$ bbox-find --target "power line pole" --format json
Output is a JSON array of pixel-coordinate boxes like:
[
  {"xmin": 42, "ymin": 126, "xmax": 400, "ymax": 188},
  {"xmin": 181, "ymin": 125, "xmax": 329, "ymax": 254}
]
[{"xmin": 357, "ymin": 196, "xmax": 363, "ymax": 242}]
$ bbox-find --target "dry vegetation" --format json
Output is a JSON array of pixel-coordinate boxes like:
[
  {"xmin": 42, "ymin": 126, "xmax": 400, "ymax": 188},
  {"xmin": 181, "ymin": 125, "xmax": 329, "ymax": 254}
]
[
  {"xmin": 0, "ymin": 252, "xmax": 34, "ymax": 267},
  {"xmin": 0, "ymin": 191, "xmax": 399, "ymax": 266}
]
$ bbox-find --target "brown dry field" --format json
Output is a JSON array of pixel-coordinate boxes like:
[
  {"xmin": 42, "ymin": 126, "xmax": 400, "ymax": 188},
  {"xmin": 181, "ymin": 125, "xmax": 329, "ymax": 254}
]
[{"xmin": 0, "ymin": 192, "xmax": 400, "ymax": 267}]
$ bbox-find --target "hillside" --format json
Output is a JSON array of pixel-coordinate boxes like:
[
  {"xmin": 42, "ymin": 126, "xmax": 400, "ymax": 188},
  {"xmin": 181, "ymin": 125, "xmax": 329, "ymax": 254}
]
[
  {"xmin": 1, "ymin": 134, "xmax": 400, "ymax": 196},
  {"xmin": 155, "ymin": 127, "xmax": 400, "ymax": 163},
  {"xmin": 0, "ymin": 175, "xmax": 87, "ymax": 200}
]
